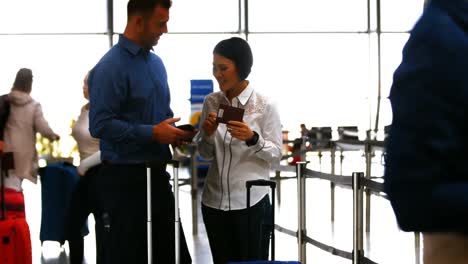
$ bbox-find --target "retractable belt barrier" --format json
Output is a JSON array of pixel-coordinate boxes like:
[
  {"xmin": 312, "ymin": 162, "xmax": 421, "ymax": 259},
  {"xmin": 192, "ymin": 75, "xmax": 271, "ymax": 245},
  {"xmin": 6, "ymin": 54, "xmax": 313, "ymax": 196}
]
[
  {"xmin": 181, "ymin": 138, "xmax": 410, "ymax": 263},
  {"xmin": 274, "ymin": 163, "xmax": 385, "ymax": 264}
]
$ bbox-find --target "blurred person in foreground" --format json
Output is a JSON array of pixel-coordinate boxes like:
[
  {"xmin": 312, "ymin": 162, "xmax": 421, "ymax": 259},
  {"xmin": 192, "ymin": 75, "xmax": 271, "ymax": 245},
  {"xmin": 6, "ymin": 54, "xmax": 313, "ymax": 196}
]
[
  {"xmin": 88, "ymin": 0, "xmax": 194, "ymax": 263},
  {"xmin": 384, "ymin": 0, "xmax": 468, "ymax": 263}
]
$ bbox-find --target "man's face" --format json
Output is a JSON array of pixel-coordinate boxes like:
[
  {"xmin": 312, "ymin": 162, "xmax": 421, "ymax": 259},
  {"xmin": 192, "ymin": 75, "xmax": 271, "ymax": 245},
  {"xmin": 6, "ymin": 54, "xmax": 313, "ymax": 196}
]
[{"xmin": 141, "ymin": 6, "xmax": 169, "ymax": 48}]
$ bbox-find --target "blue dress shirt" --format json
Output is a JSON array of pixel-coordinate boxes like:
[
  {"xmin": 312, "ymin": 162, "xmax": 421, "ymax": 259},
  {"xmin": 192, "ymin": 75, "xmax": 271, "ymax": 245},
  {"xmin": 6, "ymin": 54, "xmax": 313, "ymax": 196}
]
[{"xmin": 88, "ymin": 35, "xmax": 173, "ymax": 163}]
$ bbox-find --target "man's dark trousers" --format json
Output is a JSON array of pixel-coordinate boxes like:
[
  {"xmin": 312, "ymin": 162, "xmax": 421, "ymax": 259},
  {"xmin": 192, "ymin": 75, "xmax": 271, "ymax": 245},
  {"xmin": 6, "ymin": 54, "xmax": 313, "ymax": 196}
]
[{"xmin": 95, "ymin": 163, "xmax": 192, "ymax": 264}]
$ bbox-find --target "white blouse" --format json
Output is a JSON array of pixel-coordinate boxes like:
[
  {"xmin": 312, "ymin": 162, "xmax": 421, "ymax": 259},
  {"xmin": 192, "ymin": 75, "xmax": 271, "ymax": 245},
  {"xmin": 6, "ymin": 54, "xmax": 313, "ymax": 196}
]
[
  {"xmin": 72, "ymin": 105, "xmax": 100, "ymax": 160},
  {"xmin": 195, "ymin": 84, "xmax": 282, "ymax": 211}
]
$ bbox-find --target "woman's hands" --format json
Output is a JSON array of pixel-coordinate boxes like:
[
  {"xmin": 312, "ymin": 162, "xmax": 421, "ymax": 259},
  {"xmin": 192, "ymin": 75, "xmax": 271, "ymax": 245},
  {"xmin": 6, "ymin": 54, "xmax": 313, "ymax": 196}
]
[
  {"xmin": 202, "ymin": 112, "xmax": 255, "ymax": 142},
  {"xmin": 227, "ymin": 121, "xmax": 254, "ymax": 141},
  {"xmin": 201, "ymin": 112, "xmax": 219, "ymax": 137}
]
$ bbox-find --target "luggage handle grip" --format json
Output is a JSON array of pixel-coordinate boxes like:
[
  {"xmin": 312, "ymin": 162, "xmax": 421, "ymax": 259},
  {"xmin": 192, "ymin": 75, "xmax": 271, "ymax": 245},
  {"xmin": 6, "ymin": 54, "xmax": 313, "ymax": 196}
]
[
  {"xmin": 145, "ymin": 160, "xmax": 179, "ymax": 168},
  {"xmin": 246, "ymin": 179, "xmax": 276, "ymax": 189}
]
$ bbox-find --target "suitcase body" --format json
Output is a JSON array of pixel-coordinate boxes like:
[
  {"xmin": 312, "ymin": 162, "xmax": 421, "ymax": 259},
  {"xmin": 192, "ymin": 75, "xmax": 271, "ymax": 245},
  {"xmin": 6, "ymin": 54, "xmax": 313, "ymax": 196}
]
[
  {"xmin": 38, "ymin": 161, "xmax": 88, "ymax": 244},
  {"xmin": 0, "ymin": 187, "xmax": 25, "ymax": 219},
  {"xmin": 229, "ymin": 180, "xmax": 300, "ymax": 264},
  {"xmin": 0, "ymin": 152, "xmax": 32, "ymax": 264},
  {"xmin": 0, "ymin": 218, "xmax": 32, "ymax": 264}
]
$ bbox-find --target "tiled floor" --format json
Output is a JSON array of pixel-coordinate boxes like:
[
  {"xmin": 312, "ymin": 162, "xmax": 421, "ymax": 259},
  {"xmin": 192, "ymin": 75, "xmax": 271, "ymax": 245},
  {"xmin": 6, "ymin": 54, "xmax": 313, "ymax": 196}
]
[{"xmin": 23, "ymin": 149, "xmax": 421, "ymax": 264}]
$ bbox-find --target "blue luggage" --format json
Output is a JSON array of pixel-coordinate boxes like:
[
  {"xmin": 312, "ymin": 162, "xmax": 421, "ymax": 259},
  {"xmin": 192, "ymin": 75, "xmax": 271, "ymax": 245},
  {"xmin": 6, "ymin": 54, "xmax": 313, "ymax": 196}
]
[{"xmin": 38, "ymin": 161, "xmax": 88, "ymax": 245}]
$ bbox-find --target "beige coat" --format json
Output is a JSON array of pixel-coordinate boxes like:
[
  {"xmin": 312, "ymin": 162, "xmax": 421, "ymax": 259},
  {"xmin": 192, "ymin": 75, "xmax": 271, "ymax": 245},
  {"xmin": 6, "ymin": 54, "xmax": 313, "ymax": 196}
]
[{"xmin": 4, "ymin": 90, "xmax": 57, "ymax": 183}]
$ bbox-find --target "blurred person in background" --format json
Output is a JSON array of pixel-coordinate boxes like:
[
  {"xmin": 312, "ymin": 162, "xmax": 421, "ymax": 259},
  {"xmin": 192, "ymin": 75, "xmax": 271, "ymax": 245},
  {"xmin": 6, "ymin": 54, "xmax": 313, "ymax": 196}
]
[
  {"xmin": 65, "ymin": 71, "xmax": 103, "ymax": 264},
  {"xmin": 2, "ymin": 68, "xmax": 59, "ymax": 192}
]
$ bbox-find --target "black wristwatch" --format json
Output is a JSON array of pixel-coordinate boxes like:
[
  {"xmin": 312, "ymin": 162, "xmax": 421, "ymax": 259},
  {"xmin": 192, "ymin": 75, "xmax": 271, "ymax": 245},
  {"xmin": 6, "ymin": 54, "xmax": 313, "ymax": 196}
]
[{"xmin": 245, "ymin": 131, "xmax": 259, "ymax": 147}]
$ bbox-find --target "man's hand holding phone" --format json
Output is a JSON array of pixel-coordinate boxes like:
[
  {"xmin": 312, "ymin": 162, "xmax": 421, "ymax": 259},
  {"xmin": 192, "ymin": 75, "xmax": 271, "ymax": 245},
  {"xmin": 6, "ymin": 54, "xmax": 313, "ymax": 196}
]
[{"xmin": 175, "ymin": 123, "xmax": 197, "ymax": 146}]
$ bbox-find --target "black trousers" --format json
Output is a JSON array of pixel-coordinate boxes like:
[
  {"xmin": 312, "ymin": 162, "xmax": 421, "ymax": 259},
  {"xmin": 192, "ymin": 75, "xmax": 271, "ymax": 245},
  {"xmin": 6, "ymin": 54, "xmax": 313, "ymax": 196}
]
[
  {"xmin": 95, "ymin": 163, "xmax": 192, "ymax": 264},
  {"xmin": 202, "ymin": 195, "xmax": 272, "ymax": 264},
  {"xmin": 65, "ymin": 165, "xmax": 101, "ymax": 264}
]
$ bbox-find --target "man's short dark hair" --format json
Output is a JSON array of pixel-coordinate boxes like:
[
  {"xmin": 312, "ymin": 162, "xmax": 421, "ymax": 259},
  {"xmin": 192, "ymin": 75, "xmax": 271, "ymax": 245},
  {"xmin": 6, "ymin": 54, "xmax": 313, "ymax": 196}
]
[{"xmin": 127, "ymin": 0, "xmax": 172, "ymax": 18}]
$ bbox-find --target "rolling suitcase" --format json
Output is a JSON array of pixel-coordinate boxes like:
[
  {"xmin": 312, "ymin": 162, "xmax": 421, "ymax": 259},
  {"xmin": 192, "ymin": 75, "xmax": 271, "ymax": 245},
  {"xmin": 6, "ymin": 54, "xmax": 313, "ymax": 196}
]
[
  {"xmin": 146, "ymin": 160, "xmax": 182, "ymax": 264},
  {"xmin": 38, "ymin": 161, "xmax": 88, "ymax": 245},
  {"xmin": 0, "ymin": 152, "xmax": 32, "ymax": 264},
  {"xmin": 228, "ymin": 179, "xmax": 300, "ymax": 264}
]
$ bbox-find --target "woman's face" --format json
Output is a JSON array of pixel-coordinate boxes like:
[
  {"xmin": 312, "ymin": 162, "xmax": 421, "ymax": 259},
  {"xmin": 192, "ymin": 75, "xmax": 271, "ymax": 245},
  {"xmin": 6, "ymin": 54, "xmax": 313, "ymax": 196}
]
[
  {"xmin": 212, "ymin": 53, "xmax": 240, "ymax": 94},
  {"xmin": 82, "ymin": 74, "xmax": 89, "ymax": 100}
]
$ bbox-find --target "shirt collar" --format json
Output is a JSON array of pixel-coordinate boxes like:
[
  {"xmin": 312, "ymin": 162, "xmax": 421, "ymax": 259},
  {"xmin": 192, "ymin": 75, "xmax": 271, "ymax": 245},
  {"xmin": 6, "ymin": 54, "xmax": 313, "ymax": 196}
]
[
  {"xmin": 235, "ymin": 83, "xmax": 254, "ymax": 106},
  {"xmin": 118, "ymin": 35, "xmax": 152, "ymax": 56}
]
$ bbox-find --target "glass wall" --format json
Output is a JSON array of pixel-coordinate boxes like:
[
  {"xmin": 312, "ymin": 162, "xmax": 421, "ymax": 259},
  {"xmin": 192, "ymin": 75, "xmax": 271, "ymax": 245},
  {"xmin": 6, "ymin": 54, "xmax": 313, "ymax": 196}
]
[
  {"xmin": 249, "ymin": 0, "xmax": 368, "ymax": 32},
  {"xmin": 0, "ymin": 1, "xmax": 107, "ymax": 33},
  {"xmin": 0, "ymin": 0, "xmax": 425, "ymax": 141}
]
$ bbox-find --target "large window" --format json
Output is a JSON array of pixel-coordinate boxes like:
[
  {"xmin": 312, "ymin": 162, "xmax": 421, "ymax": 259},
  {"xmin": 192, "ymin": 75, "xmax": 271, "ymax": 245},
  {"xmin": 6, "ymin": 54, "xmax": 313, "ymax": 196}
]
[
  {"xmin": 381, "ymin": 0, "xmax": 425, "ymax": 31},
  {"xmin": 249, "ymin": 34, "xmax": 370, "ymax": 130},
  {"xmin": 0, "ymin": 0, "xmax": 425, "ymax": 140},
  {"xmin": 0, "ymin": 1, "xmax": 107, "ymax": 33},
  {"xmin": 114, "ymin": 0, "xmax": 239, "ymax": 33},
  {"xmin": 249, "ymin": 0, "xmax": 368, "ymax": 32},
  {"xmin": 0, "ymin": 35, "xmax": 109, "ymax": 136}
]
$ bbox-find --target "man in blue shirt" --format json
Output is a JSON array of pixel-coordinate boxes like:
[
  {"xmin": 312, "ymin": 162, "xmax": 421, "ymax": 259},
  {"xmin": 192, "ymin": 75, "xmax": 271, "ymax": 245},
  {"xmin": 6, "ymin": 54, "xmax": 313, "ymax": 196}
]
[
  {"xmin": 384, "ymin": 0, "xmax": 467, "ymax": 262},
  {"xmin": 88, "ymin": 0, "xmax": 193, "ymax": 263}
]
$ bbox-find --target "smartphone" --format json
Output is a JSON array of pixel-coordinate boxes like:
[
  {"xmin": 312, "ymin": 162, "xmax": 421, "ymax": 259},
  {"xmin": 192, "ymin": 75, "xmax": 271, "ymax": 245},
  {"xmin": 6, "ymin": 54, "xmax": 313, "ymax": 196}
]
[{"xmin": 176, "ymin": 124, "xmax": 195, "ymax": 132}]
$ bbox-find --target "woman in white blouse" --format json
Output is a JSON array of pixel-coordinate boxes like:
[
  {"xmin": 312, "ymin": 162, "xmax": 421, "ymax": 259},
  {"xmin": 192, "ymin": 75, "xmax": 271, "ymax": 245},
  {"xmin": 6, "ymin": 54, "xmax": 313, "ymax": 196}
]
[
  {"xmin": 195, "ymin": 37, "xmax": 282, "ymax": 264},
  {"xmin": 66, "ymin": 72, "xmax": 102, "ymax": 264}
]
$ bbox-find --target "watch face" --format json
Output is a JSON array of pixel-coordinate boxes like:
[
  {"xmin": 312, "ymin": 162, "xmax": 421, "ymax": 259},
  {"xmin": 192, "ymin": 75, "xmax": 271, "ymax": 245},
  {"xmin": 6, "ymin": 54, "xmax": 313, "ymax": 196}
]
[{"xmin": 246, "ymin": 131, "xmax": 259, "ymax": 146}]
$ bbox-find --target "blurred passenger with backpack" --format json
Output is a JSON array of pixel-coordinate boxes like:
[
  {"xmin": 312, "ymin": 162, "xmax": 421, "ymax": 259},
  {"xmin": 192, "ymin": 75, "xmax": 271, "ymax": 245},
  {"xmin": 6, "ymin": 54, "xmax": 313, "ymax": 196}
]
[{"xmin": 2, "ymin": 68, "xmax": 59, "ymax": 191}]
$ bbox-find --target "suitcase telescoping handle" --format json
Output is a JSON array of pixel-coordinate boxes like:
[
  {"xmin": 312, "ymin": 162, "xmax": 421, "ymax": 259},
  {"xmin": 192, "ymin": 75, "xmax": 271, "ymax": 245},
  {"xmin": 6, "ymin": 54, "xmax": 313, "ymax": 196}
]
[
  {"xmin": 146, "ymin": 163, "xmax": 153, "ymax": 264},
  {"xmin": 146, "ymin": 160, "xmax": 180, "ymax": 264},
  {"xmin": 246, "ymin": 179, "xmax": 276, "ymax": 189},
  {"xmin": 1, "ymin": 152, "xmax": 14, "ymax": 220},
  {"xmin": 1, "ymin": 155, "xmax": 5, "ymax": 220},
  {"xmin": 171, "ymin": 160, "xmax": 180, "ymax": 264},
  {"xmin": 246, "ymin": 179, "xmax": 276, "ymax": 261}
]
